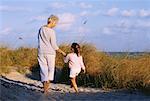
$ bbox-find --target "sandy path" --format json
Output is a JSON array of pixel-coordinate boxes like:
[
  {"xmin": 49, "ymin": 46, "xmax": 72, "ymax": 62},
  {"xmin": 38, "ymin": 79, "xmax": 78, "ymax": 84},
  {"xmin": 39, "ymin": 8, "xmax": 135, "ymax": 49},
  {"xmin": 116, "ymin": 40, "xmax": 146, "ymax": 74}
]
[{"xmin": 0, "ymin": 72, "xmax": 150, "ymax": 101}]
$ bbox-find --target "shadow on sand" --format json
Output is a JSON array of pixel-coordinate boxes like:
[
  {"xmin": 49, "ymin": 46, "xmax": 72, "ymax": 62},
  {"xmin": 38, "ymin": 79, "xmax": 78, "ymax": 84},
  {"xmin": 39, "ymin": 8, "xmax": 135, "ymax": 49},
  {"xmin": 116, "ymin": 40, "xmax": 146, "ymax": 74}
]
[{"xmin": 25, "ymin": 63, "xmax": 70, "ymax": 84}]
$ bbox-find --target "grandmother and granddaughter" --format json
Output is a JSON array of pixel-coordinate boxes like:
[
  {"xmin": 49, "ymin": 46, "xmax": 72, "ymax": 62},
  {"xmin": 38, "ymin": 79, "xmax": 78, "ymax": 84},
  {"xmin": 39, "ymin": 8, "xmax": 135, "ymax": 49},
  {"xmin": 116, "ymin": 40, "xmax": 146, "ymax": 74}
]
[{"xmin": 38, "ymin": 15, "xmax": 86, "ymax": 94}]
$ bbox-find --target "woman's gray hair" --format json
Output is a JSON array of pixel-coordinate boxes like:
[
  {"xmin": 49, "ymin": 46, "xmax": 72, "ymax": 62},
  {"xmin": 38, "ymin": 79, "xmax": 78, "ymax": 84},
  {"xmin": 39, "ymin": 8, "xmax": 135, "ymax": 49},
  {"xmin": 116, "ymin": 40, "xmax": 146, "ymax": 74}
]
[{"xmin": 48, "ymin": 15, "xmax": 59, "ymax": 23}]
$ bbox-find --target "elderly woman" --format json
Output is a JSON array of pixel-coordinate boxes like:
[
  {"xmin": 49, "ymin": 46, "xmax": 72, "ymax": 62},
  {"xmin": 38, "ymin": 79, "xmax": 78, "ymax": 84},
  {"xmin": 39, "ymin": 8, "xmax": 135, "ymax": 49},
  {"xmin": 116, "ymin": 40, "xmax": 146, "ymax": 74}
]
[{"xmin": 38, "ymin": 15, "xmax": 66, "ymax": 94}]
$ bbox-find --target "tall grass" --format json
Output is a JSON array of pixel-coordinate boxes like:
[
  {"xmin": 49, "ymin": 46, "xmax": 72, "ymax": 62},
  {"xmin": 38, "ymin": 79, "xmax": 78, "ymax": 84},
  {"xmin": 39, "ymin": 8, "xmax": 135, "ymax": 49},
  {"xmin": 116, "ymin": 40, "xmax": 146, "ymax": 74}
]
[
  {"xmin": 0, "ymin": 46, "xmax": 37, "ymax": 74},
  {"xmin": 0, "ymin": 44, "xmax": 150, "ymax": 91}
]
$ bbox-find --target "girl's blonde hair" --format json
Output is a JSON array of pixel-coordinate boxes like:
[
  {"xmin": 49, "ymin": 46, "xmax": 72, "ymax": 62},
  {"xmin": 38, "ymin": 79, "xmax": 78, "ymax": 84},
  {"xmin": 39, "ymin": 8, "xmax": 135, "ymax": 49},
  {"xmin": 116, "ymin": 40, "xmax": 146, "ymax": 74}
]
[{"xmin": 48, "ymin": 15, "xmax": 59, "ymax": 24}]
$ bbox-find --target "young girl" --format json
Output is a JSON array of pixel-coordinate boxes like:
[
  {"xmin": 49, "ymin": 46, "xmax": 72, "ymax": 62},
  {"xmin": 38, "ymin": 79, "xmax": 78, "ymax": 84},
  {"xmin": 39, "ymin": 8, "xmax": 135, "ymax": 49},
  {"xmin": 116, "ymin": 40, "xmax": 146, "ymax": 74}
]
[{"xmin": 64, "ymin": 43, "xmax": 86, "ymax": 93}]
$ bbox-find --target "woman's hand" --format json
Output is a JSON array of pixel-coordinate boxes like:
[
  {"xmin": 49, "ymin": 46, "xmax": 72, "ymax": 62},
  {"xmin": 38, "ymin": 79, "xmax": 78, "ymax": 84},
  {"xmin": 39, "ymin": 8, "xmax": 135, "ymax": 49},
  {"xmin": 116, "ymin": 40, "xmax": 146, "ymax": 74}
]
[
  {"xmin": 56, "ymin": 49, "xmax": 66, "ymax": 56},
  {"xmin": 62, "ymin": 52, "xmax": 67, "ymax": 57}
]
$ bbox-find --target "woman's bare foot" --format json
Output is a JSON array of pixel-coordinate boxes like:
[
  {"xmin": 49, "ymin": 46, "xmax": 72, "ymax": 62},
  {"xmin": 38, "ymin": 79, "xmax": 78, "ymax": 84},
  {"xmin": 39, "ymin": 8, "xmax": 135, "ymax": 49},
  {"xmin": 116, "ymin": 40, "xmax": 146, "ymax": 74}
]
[{"xmin": 43, "ymin": 81, "xmax": 49, "ymax": 95}]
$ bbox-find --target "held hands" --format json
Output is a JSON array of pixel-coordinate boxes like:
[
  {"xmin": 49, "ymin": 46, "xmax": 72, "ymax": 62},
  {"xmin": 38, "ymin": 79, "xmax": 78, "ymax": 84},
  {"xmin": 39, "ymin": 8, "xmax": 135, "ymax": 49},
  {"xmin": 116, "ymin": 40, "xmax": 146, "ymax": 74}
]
[
  {"xmin": 82, "ymin": 69, "xmax": 86, "ymax": 73},
  {"xmin": 57, "ymin": 49, "xmax": 66, "ymax": 56},
  {"xmin": 62, "ymin": 52, "xmax": 67, "ymax": 57}
]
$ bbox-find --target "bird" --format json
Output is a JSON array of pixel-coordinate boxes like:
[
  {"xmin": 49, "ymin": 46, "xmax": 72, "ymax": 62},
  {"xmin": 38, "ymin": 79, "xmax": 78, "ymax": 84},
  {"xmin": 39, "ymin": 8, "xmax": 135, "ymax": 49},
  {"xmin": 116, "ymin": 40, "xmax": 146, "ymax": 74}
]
[
  {"xmin": 83, "ymin": 20, "xmax": 87, "ymax": 24},
  {"xmin": 18, "ymin": 37, "xmax": 23, "ymax": 40}
]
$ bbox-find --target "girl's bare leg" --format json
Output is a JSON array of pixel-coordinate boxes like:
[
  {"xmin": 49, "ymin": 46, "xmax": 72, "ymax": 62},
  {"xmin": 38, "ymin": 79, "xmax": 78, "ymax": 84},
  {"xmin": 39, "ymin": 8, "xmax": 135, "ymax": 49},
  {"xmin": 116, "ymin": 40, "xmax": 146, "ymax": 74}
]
[
  {"xmin": 70, "ymin": 82, "xmax": 73, "ymax": 88},
  {"xmin": 70, "ymin": 77, "xmax": 78, "ymax": 93}
]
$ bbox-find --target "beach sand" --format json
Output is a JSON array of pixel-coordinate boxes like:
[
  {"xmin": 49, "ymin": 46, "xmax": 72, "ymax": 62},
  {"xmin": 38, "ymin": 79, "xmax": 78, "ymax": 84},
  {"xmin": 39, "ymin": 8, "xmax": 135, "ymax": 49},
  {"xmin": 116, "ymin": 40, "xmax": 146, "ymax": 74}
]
[{"xmin": 0, "ymin": 71, "xmax": 150, "ymax": 101}]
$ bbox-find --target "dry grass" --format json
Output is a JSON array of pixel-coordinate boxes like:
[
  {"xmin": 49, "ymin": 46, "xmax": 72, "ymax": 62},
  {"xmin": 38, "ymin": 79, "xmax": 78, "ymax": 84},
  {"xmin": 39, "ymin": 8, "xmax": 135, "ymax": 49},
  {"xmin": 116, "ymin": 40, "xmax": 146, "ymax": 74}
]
[
  {"xmin": 0, "ymin": 46, "xmax": 37, "ymax": 74},
  {"xmin": 0, "ymin": 44, "xmax": 150, "ymax": 91}
]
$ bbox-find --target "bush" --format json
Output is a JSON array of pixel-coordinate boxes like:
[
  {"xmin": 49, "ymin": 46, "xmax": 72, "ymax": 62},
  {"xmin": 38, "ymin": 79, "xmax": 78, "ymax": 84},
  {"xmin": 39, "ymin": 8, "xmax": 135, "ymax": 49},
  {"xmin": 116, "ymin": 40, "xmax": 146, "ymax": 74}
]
[{"xmin": 0, "ymin": 44, "xmax": 150, "ymax": 91}]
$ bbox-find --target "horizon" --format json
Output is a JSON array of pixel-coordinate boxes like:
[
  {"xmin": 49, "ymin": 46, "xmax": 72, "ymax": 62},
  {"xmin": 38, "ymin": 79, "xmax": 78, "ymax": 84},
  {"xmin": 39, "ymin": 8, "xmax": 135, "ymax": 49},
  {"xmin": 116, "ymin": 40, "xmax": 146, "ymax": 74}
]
[
  {"xmin": 0, "ymin": 0, "xmax": 150, "ymax": 52},
  {"xmin": 1, "ymin": 44, "xmax": 150, "ymax": 52}
]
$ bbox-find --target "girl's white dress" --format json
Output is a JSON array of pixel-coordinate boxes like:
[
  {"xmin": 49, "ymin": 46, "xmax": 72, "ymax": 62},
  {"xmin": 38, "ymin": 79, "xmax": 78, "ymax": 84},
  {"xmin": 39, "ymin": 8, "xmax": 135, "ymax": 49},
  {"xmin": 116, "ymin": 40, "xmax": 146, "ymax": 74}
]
[{"xmin": 64, "ymin": 53, "xmax": 85, "ymax": 78}]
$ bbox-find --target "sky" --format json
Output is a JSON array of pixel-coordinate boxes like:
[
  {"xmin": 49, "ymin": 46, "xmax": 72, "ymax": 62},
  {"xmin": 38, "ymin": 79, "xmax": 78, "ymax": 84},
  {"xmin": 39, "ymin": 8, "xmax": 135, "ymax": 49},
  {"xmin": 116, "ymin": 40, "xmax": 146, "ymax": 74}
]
[{"xmin": 0, "ymin": 0, "xmax": 150, "ymax": 52}]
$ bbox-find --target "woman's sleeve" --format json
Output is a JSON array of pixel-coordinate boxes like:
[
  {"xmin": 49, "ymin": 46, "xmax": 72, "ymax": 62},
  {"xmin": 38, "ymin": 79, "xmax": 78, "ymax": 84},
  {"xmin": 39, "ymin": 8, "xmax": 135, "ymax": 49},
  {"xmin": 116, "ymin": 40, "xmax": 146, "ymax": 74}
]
[
  {"xmin": 80, "ymin": 56, "xmax": 85, "ymax": 70},
  {"xmin": 50, "ymin": 31, "xmax": 59, "ymax": 50}
]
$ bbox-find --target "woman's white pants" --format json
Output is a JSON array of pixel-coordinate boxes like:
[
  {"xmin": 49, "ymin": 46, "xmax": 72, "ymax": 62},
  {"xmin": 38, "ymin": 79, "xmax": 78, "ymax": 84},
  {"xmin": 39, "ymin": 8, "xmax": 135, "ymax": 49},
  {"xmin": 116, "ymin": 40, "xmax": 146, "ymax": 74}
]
[{"xmin": 38, "ymin": 54, "xmax": 55, "ymax": 82}]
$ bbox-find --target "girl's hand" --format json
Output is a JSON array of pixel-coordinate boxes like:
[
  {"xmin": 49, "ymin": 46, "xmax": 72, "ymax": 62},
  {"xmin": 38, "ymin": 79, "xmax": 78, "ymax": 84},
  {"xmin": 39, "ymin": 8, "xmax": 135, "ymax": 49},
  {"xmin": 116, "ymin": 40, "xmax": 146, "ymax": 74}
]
[{"xmin": 64, "ymin": 53, "xmax": 67, "ymax": 57}]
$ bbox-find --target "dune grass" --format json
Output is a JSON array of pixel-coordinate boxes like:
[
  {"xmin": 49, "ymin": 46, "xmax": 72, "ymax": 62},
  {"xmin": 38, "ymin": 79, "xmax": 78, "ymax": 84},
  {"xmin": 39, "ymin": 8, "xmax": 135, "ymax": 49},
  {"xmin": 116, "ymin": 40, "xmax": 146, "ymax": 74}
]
[
  {"xmin": 0, "ymin": 46, "xmax": 37, "ymax": 74},
  {"xmin": 0, "ymin": 44, "xmax": 150, "ymax": 91}
]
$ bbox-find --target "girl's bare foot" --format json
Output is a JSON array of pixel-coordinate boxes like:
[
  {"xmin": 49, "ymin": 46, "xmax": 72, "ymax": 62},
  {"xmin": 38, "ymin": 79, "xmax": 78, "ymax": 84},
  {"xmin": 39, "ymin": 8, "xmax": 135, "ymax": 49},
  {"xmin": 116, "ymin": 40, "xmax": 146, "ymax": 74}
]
[
  {"xmin": 70, "ymin": 77, "xmax": 78, "ymax": 93},
  {"xmin": 70, "ymin": 83, "xmax": 73, "ymax": 88}
]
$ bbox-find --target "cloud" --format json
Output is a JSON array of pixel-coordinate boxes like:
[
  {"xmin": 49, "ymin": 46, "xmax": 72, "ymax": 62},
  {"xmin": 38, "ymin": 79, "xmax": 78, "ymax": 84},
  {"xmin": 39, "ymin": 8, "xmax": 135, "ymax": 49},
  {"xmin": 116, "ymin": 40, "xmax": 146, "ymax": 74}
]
[
  {"xmin": 79, "ymin": 2, "xmax": 93, "ymax": 9},
  {"xmin": 58, "ymin": 26, "xmax": 91, "ymax": 39},
  {"xmin": 92, "ymin": 10, "xmax": 101, "ymax": 16},
  {"xmin": 0, "ymin": 5, "xmax": 31, "ymax": 12},
  {"xmin": 113, "ymin": 20, "xmax": 138, "ymax": 34},
  {"xmin": 101, "ymin": 19, "xmax": 150, "ymax": 36},
  {"xmin": 29, "ymin": 13, "xmax": 77, "ymax": 29},
  {"xmin": 106, "ymin": 7, "xmax": 119, "ymax": 16},
  {"xmin": 136, "ymin": 20, "xmax": 150, "ymax": 28},
  {"xmin": 102, "ymin": 27, "xmax": 112, "ymax": 35},
  {"xmin": 121, "ymin": 10, "xmax": 135, "ymax": 17},
  {"xmin": 139, "ymin": 9, "xmax": 150, "ymax": 17},
  {"xmin": 79, "ymin": 8, "xmax": 150, "ymax": 18},
  {"xmin": 0, "ymin": 27, "xmax": 13, "ymax": 35},
  {"xmin": 78, "ymin": 26, "xmax": 90, "ymax": 35},
  {"xmin": 80, "ymin": 11, "xmax": 89, "ymax": 16},
  {"xmin": 79, "ymin": 10, "xmax": 101, "ymax": 17},
  {"xmin": 117, "ymin": 19, "xmax": 150, "ymax": 29},
  {"xmin": 49, "ymin": 2, "xmax": 66, "ymax": 9},
  {"xmin": 48, "ymin": 2, "xmax": 93, "ymax": 10},
  {"xmin": 29, "ymin": 15, "xmax": 47, "ymax": 22},
  {"xmin": 56, "ymin": 13, "xmax": 76, "ymax": 31},
  {"xmin": 116, "ymin": 20, "xmax": 131, "ymax": 28}
]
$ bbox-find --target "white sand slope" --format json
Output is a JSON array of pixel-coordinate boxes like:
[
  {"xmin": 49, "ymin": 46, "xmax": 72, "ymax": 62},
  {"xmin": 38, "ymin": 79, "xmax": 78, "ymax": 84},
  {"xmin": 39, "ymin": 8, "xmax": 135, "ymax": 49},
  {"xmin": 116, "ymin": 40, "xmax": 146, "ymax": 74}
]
[{"xmin": 0, "ymin": 71, "xmax": 150, "ymax": 101}]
